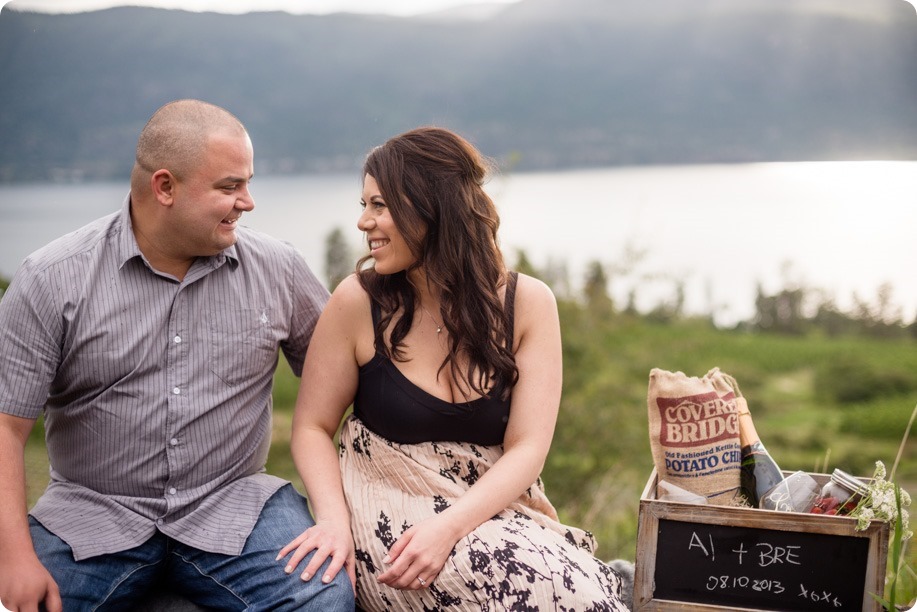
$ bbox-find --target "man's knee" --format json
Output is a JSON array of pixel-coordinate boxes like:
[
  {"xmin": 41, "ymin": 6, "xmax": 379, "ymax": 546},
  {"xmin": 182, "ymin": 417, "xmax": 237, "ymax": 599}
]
[{"xmin": 295, "ymin": 571, "xmax": 355, "ymax": 611}]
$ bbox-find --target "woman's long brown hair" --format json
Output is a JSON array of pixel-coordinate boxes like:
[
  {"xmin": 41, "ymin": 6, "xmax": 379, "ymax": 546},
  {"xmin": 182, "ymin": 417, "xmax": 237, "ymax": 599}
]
[{"xmin": 357, "ymin": 127, "xmax": 519, "ymax": 399}]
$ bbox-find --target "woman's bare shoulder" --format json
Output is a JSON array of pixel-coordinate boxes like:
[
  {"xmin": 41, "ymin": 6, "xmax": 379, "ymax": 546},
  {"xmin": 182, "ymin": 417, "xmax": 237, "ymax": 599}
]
[
  {"xmin": 513, "ymin": 272, "xmax": 558, "ymax": 308},
  {"xmin": 510, "ymin": 272, "xmax": 559, "ymax": 334},
  {"xmin": 324, "ymin": 273, "xmax": 371, "ymax": 318}
]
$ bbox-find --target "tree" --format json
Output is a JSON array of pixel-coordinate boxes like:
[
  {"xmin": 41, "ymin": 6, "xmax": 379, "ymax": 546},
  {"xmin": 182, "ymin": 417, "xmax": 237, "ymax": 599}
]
[
  {"xmin": 513, "ymin": 249, "xmax": 540, "ymax": 280},
  {"xmin": 583, "ymin": 260, "xmax": 613, "ymax": 318},
  {"xmin": 324, "ymin": 227, "xmax": 353, "ymax": 290},
  {"xmin": 541, "ymin": 257, "xmax": 571, "ymax": 299},
  {"xmin": 752, "ymin": 282, "xmax": 808, "ymax": 335}
]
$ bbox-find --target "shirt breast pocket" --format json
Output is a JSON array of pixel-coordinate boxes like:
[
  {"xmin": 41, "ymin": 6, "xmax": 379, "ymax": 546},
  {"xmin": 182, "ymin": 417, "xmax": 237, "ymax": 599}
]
[{"xmin": 208, "ymin": 307, "xmax": 278, "ymax": 386}]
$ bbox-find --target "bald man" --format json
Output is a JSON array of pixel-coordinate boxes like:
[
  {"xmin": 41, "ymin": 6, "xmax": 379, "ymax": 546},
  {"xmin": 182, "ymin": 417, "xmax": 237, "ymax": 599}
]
[{"xmin": 0, "ymin": 100, "xmax": 354, "ymax": 611}]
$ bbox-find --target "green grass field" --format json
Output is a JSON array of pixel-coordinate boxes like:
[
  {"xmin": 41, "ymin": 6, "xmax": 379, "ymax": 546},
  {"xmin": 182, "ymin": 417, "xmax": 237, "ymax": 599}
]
[{"xmin": 22, "ymin": 307, "xmax": 916, "ymax": 607}]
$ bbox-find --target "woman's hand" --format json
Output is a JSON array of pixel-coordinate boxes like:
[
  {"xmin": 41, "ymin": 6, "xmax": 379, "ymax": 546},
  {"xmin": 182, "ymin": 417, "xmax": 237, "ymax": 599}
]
[
  {"xmin": 376, "ymin": 514, "xmax": 460, "ymax": 590},
  {"xmin": 277, "ymin": 519, "xmax": 356, "ymax": 590}
]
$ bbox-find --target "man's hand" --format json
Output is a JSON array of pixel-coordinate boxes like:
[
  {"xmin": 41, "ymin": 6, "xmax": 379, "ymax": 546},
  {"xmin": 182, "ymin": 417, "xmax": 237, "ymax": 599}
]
[{"xmin": 0, "ymin": 553, "xmax": 62, "ymax": 612}]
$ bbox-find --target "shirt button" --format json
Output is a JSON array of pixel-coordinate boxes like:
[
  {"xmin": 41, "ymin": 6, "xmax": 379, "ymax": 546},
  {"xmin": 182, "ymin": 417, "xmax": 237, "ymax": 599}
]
[
  {"xmin": 173, "ymin": 335, "xmax": 182, "ymax": 344},
  {"xmin": 170, "ymin": 438, "xmax": 179, "ymax": 446},
  {"xmin": 168, "ymin": 487, "xmax": 177, "ymax": 495},
  {"xmin": 172, "ymin": 387, "xmax": 181, "ymax": 395},
  {"xmin": 156, "ymin": 519, "xmax": 164, "ymax": 525}
]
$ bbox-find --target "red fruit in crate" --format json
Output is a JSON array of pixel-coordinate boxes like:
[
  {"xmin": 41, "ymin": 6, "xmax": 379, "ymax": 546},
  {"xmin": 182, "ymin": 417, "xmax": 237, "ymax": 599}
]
[
  {"xmin": 826, "ymin": 509, "xmax": 838, "ymax": 515},
  {"xmin": 811, "ymin": 506, "xmax": 825, "ymax": 514},
  {"xmin": 821, "ymin": 496, "xmax": 840, "ymax": 512}
]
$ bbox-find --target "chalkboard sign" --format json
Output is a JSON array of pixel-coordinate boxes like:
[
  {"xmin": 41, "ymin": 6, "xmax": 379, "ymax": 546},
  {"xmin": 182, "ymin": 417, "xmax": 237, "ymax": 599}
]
[
  {"xmin": 634, "ymin": 470, "xmax": 889, "ymax": 611},
  {"xmin": 654, "ymin": 519, "xmax": 869, "ymax": 611}
]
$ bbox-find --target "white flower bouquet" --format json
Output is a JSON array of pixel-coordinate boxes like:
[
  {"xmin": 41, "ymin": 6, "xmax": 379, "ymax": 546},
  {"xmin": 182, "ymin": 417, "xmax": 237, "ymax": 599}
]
[
  {"xmin": 850, "ymin": 460, "xmax": 912, "ymax": 540},
  {"xmin": 847, "ymin": 398, "xmax": 916, "ymax": 611}
]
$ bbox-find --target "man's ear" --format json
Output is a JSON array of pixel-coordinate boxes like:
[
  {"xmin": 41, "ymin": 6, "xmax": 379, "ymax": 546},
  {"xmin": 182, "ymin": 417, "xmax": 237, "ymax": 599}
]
[{"xmin": 151, "ymin": 169, "xmax": 176, "ymax": 206}]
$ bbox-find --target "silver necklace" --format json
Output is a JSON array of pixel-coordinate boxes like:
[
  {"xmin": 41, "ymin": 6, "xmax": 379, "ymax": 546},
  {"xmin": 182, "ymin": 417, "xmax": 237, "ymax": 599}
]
[{"xmin": 420, "ymin": 304, "xmax": 443, "ymax": 334}]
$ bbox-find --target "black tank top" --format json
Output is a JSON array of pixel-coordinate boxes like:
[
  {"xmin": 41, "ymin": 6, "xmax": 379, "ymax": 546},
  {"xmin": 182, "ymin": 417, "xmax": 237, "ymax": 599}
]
[{"xmin": 353, "ymin": 272, "xmax": 518, "ymax": 445}]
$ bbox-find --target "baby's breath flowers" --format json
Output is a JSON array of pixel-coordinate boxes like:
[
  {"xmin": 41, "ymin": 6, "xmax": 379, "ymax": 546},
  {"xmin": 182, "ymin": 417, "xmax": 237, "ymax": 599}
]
[{"xmin": 850, "ymin": 461, "xmax": 912, "ymax": 541}]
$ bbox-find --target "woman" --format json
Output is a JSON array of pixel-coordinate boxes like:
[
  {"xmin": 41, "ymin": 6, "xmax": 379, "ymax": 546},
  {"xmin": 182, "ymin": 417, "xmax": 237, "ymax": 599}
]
[{"xmin": 279, "ymin": 127, "xmax": 628, "ymax": 610}]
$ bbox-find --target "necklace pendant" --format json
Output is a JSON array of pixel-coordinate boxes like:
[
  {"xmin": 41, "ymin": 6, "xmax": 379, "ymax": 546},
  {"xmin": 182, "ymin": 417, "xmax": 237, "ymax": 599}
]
[{"xmin": 421, "ymin": 303, "xmax": 443, "ymax": 335}]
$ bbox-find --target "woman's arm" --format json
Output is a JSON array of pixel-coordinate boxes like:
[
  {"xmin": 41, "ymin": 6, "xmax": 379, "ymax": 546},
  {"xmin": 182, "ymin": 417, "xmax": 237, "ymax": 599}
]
[
  {"xmin": 278, "ymin": 274, "xmax": 370, "ymax": 588},
  {"xmin": 377, "ymin": 274, "xmax": 563, "ymax": 590}
]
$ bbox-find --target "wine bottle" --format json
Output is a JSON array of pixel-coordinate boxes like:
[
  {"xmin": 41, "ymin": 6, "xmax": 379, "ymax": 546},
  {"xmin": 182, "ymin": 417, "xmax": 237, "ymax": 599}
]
[{"xmin": 737, "ymin": 398, "xmax": 784, "ymax": 507}]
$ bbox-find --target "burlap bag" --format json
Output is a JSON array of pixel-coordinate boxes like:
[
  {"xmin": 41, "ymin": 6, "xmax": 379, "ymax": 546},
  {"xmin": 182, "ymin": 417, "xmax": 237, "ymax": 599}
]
[{"xmin": 647, "ymin": 367, "xmax": 742, "ymax": 505}]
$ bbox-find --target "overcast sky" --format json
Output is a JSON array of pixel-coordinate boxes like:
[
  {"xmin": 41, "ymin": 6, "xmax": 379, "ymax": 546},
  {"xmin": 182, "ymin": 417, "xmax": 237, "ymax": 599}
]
[{"xmin": 2, "ymin": 0, "xmax": 521, "ymax": 15}]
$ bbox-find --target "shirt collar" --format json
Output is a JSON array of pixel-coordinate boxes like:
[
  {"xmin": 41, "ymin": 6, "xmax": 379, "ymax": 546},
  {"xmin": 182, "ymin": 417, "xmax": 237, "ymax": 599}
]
[
  {"xmin": 222, "ymin": 242, "xmax": 240, "ymax": 268},
  {"xmin": 117, "ymin": 193, "xmax": 143, "ymax": 268}
]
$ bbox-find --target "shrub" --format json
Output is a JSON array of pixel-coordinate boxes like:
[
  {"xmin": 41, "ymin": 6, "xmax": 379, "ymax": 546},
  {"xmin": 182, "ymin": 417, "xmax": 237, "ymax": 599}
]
[{"xmin": 815, "ymin": 355, "xmax": 915, "ymax": 404}]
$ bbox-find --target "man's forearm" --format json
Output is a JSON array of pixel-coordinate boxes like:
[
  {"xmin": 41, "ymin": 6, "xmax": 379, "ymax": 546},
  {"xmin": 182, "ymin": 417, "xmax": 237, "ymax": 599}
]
[{"xmin": 0, "ymin": 414, "xmax": 38, "ymax": 558}]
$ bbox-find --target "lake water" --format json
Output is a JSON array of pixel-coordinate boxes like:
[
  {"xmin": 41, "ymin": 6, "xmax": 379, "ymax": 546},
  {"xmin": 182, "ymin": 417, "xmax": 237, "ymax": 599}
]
[{"xmin": 1, "ymin": 161, "xmax": 915, "ymax": 327}]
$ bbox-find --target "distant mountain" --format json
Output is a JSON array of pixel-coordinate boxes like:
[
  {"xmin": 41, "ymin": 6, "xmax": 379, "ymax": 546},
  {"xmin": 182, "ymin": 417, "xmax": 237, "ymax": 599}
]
[
  {"xmin": 417, "ymin": 2, "xmax": 512, "ymax": 20},
  {"xmin": 0, "ymin": 0, "xmax": 915, "ymax": 182}
]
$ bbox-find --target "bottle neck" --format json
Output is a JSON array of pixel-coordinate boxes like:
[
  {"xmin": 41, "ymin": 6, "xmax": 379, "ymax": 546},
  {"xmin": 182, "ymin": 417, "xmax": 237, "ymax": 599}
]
[
  {"xmin": 742, "ymin": 440, "xmax": 767, "ymax": 455},
  {"xmin": 736, "ymin": 397, "xmax": 759, "ymax": 448}
]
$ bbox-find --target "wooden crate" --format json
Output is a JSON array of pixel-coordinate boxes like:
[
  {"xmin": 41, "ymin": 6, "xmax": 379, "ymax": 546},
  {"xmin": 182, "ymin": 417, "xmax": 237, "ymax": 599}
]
[{"xmin": 634, "ymin": 469, "xmax": 890, "ymax": 611}]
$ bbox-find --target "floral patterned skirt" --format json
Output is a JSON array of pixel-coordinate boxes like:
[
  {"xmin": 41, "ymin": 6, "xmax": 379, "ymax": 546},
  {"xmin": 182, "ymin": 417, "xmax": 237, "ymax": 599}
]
[{"xmin": 339, "ymin": 415, "xmax": 628, "ymax": 611}]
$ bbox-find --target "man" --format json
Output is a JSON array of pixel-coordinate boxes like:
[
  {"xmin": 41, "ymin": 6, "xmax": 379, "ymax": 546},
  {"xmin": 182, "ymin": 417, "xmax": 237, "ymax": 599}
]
[{"xmin": 0, "ymin": 100, "xmax": 353, "ymax": 611}]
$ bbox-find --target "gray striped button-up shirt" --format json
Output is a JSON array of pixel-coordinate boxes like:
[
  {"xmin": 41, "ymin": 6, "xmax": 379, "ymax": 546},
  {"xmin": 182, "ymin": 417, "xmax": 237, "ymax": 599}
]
[{"xmin": 0, "ymin": 195, "xmax": 329, "ymax": 560}]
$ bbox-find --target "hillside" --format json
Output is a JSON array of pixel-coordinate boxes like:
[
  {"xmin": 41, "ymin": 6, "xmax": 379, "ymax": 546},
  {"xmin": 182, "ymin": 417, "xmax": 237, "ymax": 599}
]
[{"xmin": 0, "ymin": 0, "xmax": 915, "ymax": 182}]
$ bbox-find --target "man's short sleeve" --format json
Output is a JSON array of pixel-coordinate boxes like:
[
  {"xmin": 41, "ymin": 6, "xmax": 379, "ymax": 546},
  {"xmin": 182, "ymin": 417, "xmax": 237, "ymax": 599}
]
[
  {"xmin": 281, "ymin": 246, "xmax": 330, "ymax": 376},
  {"xmin": 0, "ymin": 260, "xmax": 61, "ymax": 419}
]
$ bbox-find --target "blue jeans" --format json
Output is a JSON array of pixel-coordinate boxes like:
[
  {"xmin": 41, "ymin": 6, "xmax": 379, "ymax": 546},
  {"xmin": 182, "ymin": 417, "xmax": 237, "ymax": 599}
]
[{"xmin": 29, "ymin": 484, "xmax": 354, "ymax": 611}]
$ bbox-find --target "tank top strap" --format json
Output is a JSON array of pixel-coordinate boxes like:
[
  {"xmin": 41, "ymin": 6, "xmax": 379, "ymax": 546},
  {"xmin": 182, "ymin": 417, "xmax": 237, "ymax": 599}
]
[
  {"xmin": 504, "ymin": 271, "xmax": 519, "ymax": 351},
  {"xmin": 370, "ymin": 298, "xmax": 382, "ymax": 327},
  {"xmin": 369, "ymin": 298, "xmax": 383, "ymax": 353}
]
